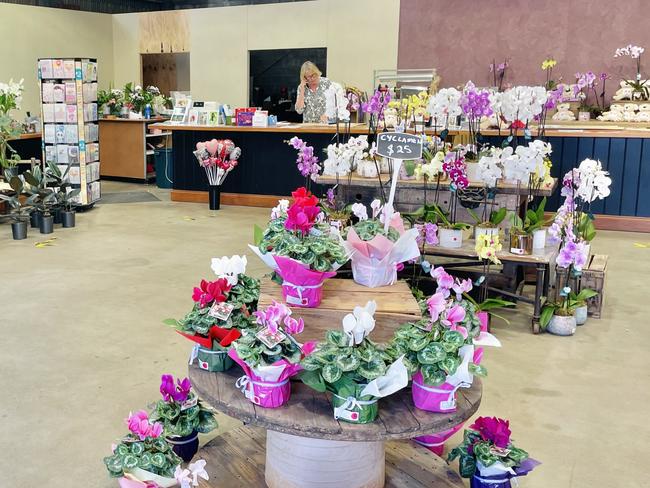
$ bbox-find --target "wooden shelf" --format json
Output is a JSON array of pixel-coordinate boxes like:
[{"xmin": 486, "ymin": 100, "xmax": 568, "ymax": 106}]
[{"xmin": 146, "ymin": 131, "xmax": 171, "ymax": 138}]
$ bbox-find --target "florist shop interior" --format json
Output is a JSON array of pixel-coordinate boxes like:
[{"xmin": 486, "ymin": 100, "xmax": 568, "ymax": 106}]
[{"xmin": 1, "ymin": 1, "xmax": 649, "ymax": 487}]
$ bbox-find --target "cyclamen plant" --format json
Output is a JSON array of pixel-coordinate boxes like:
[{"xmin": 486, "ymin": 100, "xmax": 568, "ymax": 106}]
[{"xmin": 348, "ymin": 199, "xmax": 400, "ymax": 242}]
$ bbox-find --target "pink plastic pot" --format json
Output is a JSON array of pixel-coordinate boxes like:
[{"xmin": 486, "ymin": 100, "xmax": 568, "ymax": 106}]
[
  {"xmin": 235, "ymin": 374, "xmax": 291, "ymax": 408},
  {"xmin": 411, "ymin": 371, "xmax": 458, "ymax": 413},
  {"xmin": 281, "ymin": 280, "xmax": 325, "ymax": 308},
  {"xmin": 413, "ymin": 422, "xmax": 465, "ymax": 456}
]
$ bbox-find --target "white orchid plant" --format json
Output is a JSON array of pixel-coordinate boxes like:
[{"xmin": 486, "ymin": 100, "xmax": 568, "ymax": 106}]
[
  {"xmin": 325, "ymin": 82, "xmax": 351, "ymax": 122},
  {"xmin": 323, "ymin": 135, "xmax": 371, "ymax": 176},
  {"xmin": 0, "ymin": 78, "xmax": 24, "ymax": 169}
]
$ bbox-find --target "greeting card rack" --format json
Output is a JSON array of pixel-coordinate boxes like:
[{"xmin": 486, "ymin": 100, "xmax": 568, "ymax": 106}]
[{"xmin": 38, "ymin": 57, "xmax": 101, "ymax": 207}]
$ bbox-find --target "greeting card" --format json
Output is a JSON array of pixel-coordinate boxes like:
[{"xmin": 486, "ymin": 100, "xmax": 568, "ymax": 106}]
[
  {"xmin": 39, "ymin": 59, "xmax": 53, "ymax": 79},
  {"xmin": 54, "ymin": 104, "xmax": 66, "ymax": 123},
  {"xmin": 42, "ymin": 83, "xmax": 54, "ymax": 103},
  {"xmin": 53, "ymin": 84, "xmax": 65, "ymax": 103},
  {"xmin": 64, "ymin": 81, "xmax": 76, "ymax": 103},
  {"xmin": 65, "ymin": 125, "xmax": 78, "ymax": 144},
  {"xmin": 68, "ymin": 145, "xmax": 79, "ymax": 164},
  {"xmin": 63, "ymin": 60, "xmax": 76, "ymax": 79},
  {"xmin": 45, "ymin": 146, "xmax": 56, "ymax": 164},
  {"xmin": 66, "ymin": 105, "xmax": 77, "ymax": 123},
  {"xmin": 52, "ymin": 59, "xmax": 65, "ymax": 79},
  {"xmin": 42, "ymin": 104, "xmax": 55, "ymax": 123},
  {"xmin": 55, "ymin": 124, "xmax": 66, "ymax": 144},
  {"xmin": 57, "ymin": 145, "xmax": 69, "ymax": 165},
  {"xmin": 43, "ymin": 124, "xmax": 56, "ymax": 144}
]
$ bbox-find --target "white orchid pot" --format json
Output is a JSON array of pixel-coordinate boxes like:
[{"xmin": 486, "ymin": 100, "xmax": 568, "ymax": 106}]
[
  {"xmin": 439, "ymin": 228, "xmax": 462, "ymax": 248},
  {"xmin": 356, "ymin": 159, "xmax": 378, "ymax": 178},
  {"xmin": 533, "ymin": 228, "xmax": 547, "ymax": 250},
  {"xmin": 465, "ymin": 162, "xmax": 480, "ymax": 182},
  {"xmin": 474, "ymin": 226, "xmax": 498, "ymax": 241},
  {"xmin": 546, "ymin": 314, "xmax": 577, "ymax": 336},
  {"xmin": 575, "ymin": 305, "xmax": 588, "ymax": 325}
]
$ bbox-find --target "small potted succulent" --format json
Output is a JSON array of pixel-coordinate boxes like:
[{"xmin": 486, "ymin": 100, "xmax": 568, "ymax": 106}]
[
  {"xmin": 151, "ymin": 374, "xmax": 218, "ymax": 463},
  {"xmin": 508, "ymin": 197, "xmax": 548, "ymax": 255},
  {"xmin": 253, "ymin": 188, "xmax": 349, "ymax": 307},
  {"xmin": 300, "ymin": 301, "xmax": 408, "ymax": 423},
  {"xmin": 447, "ymin": 416, "xmax": 540, "ymax": 488},
  {"xmin": 344, "ymin": 200, "xmax": 420, "ymax": 288},
  {"xmin": 468, "ymin": 207, "xmax": 507, "ymax": 241},
  {"xmin": 103, "ymin": 410, "xmax": 182, "ymax": 487},
  {"xmin": 229, "ymin": 300, "xmax": 313, "ymax": 408},
  {"xmin": 0, "ymin": 173, "xmax": 36, "ymax": 240}
]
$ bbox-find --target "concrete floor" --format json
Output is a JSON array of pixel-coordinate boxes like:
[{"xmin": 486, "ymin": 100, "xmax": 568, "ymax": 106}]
[{"xmin": 1, "ymin": 181, "xmax": 648, "ymax": 488}]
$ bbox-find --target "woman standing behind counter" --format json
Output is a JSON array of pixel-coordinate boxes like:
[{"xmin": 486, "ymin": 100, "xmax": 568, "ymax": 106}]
[{"xmin": 295, "ymin": 61, "xmax": 331, "ymax": 123}]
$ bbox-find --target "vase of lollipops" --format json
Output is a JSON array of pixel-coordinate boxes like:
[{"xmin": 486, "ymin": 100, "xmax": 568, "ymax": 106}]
[{"xmin": 193, "ymin": 138, "xmax": 242, "ymax": 211}]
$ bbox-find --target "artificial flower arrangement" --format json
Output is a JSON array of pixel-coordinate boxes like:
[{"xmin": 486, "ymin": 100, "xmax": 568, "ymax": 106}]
[
  {"xmin": 299, "ymin": 301, "xmax": 409, "ymax": 423},
  {"xmin": 345, "ymin": 199, "xmax": 420, "ymax": 287},
  {"xmin": 447, "ymin": 417, "xmax": 539, "ymax": 488},
  {"xmin": 251, "ymin": 187, "xmax": 349, "ymax": 308},
  {"xmin": 151, "ymin": 374, "xmax": 218, "ymax": 463},
  {"xmin": 193, "ymin": 139, "xmax": 241, "ymax": 187},
  {"xmin": 0, "ymin": 78, "xmax": 24, "ymax": 169},
  {"xmin": 229, "ymin": 300, "xmax": 314, "ymax": 408},
  {"xmin": 386, "ymin": 266, "xmax": 499, "ymax": 414},
  {"xmin": 164, "ymin": 255, "xmax": 260, "ymax": 372}
]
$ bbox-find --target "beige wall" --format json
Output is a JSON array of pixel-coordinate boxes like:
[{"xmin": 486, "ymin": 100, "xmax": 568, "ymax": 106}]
[
  {"xmin": 113, "ymin": 0, "xmax": 400, "ymax": 106},
  {"xmin": 0, "ymin": 3, "xmax": 114, "ymax": 118}
]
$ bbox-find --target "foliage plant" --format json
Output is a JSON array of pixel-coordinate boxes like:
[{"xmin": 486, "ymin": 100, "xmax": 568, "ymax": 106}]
[
  {"xmin": 47, "ymin": 161, "xmax": 81, "ymax": 211},
  {"xmin": 23, "ymin": 165, "xmax": 58, "ymax": 216},
  {"xmin": 346, "ymin": 213, "xmax": 400, "ymax": 242},
  {"xmin": 509, "ymin": 197, "xmax": 547, "ymax": 235},
  {"xmin": 0, "ymin": 172, "xmax": 37, "ymax": 221},
  {"xmin": 151, "ymin": 374, "xmax": 218, "ymax": 438},
  {"xmin": 468, "ymin": 207, "xmax": 507, "ymax": 228},
  {"xmin": 0, "ymin": 79, "xmax": 24, "ymax": 169},
  {"xmin": 97, "ymin": 88, "xmax": 124, "ymax": 116}
]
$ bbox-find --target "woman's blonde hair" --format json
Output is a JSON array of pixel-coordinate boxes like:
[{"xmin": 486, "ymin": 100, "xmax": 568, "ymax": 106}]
[{"xmin": 300, "ymin": 61, "xmax": 322, "ymax": 82}]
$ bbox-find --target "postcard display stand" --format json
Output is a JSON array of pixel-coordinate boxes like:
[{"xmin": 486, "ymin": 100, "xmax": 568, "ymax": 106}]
[{"xmin": 38, "ymin": 58, "xmax": 101, "ymax": 206}]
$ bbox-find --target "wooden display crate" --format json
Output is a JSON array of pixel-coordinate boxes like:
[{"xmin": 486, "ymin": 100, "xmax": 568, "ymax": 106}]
[
  {"xmin": 553, "ymin": 254, "xmax": 607, "ymax": 318},
  {"xmin": 258, "ymin": 277, "xmax": 421, "ymax": 344}
]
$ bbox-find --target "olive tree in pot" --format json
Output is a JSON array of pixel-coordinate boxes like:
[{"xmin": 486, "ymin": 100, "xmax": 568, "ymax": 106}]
[
  {"xmin": 23, "ymin": 165, "xmax": 57, "ymax": 234},
  {"xmin": 0, "ymin": 175, "xmax": 37, "ymax": 240}
]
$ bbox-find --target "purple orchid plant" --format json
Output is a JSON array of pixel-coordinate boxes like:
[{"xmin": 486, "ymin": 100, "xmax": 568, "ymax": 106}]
[{"xmin": 287, "ymin": 136, "xmax": 321, "ymax": 188}]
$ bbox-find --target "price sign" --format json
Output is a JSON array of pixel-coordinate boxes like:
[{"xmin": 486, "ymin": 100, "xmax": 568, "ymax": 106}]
[{"xmin": 375, "ymin": 132, "xmax": 423, "ymax": 160}]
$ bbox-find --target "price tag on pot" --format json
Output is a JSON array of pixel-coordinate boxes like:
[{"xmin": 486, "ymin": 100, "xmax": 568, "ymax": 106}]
[
  {"xmin": 334, "ymin": 406, "xmax": 360, "ymax": 422},
  {"xmin": 375, "ymin": 132, "xmax": 423, "ymax": 160},
  {"xmin": 209, "ymin": 302, "xmax": 234, "ymax": 321}
]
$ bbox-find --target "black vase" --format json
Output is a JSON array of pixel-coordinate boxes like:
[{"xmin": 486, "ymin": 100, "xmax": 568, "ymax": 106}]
[
  {"xmin": 52, "ymin": 207, "xmax": 63, "ymax": 224},
  {"xmin": 61, "ymin": 210, "xmax": 76, "ymax": 228},
  {"xmin": 209, "ymin": 185, "xmax": 221, "ymax": 210},
  {"xmin": 30, "ymin": 211, "xmax": 42, "ymax": 228},
  {"xmin": 166, "ymin": 431, "xmax": 199, "ymax": 463},
  {"xmin": 40, "ymin": 215, "xmax": 54, "ymax": 234},
  {"xmin": 11, "ymin": 221, "xmax": 27, "ymax": 240}
]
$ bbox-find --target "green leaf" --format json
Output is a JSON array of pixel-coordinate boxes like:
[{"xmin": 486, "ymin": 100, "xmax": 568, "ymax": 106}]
[
  {"xmin": 299, "ymin": 370, "xmax": 327, "ymax": 392},
  {"xmin": 335, "ymin": 354, "xmax": 360, "ymax": 372},
  {"xmin": 442, "ymin": 330, "xmax": 464, "ymax": 347},
  {"xmin": 321, "ymin": 363, "xmax": 342, "ymax": 383},
  {"xmin": 469, "ymin": 363, "xmax": 487, "ymax": 377},
  {"xmin": 197, "ymin": 407, "xmax": 218, "ymax": 433},
  {"xmin": 458, "ymin": 454, "xmax": 477, "ymax": 478},
  {"xmin": 130, "ymin": 442, "xmax": 144, "ymax": 455},
  {"xmin": 150, "ymin": 452, "xmax": 166, "ymax": 468},
  {"xmin": 408, "ymin": 336, "xmax": 430, "ymax": 352},
  {"xmin": 122, "ymin": 454, "xmax": 139, "ymax": 470},
  {"xmin": 421, "ymin": 365, "xmax": 446, "ymax": 386},
  {"xmin": 539, "ymin": 305, "xmax": 555, "ymax": 330},
  {"xmin": 440, "ymin": 356, "xmax": 460, "ymax": 375},
  {"xmin": 417, "ymin": 343, "xmax": 446, "ymax": 364},
  {"xmin": 576, "ymin": 288, "xmax": 598, "ymax": 302}
]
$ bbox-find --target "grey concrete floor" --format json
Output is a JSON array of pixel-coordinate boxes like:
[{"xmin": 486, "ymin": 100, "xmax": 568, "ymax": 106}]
[{"xmin": 0, "ymin": 181, "xmax": 648, "ymax": 488}]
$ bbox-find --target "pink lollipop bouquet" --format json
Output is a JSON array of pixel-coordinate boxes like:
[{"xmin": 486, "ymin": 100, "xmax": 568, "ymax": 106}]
[{"xmin": 193, "ymin": 139, "xmax": 241, "ymax": 210}]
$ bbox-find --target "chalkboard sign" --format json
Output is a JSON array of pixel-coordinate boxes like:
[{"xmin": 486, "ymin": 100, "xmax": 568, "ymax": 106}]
[{"xmin": 375, "ymin": 132, "xmax": 423, "ymax": 160}]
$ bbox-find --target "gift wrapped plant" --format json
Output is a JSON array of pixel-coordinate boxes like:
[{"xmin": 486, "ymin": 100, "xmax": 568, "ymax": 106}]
[
  {"xmin": 300, "ymin": 301, "xmax": 408, "ymax": 423},
  {"xmin": 387, "ymin": 266, "xmax": 500, "ymax": 413},
  {"xmin": 345, "ymin": 200, "xmax": 420, "ymax": 287},
  {"xmin": 252, "ymin": 187, "xmax": 349, "ymax": 307},
  {"xmin": 103, "ymin": 410, "xmax": 182, "ymax": 487},
  {"xmin": 165, "ymin": 256, "xmax": 260, "ymax": 372},
  {"xmin": 151, "ymin": 374, "xmax": 218, "ymax": 463},
  {"xmin": 229, "ymin": 300, "xmax": 314, "ymax": 408},
  {"xmin": 448, "ymin": 417, "xmax": 540, "ymax": 488}
]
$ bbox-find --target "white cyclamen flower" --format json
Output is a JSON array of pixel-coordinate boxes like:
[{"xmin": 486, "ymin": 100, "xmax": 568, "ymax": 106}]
[
  {"xmin": 342, "ymin": 301, "xmax": 377, "ymax": 346},
  {"xmin": 370, "ymin": 199, "xmax": 383, "ymax": 218},
  {"xmin": 211, "ymin": 255, "xmax": 247, "ymax": 286},
  {"xmin": 270, "ymin": 199, "xmax": 290, "ymax": 219},
  {"xmin": 351, "ymin": 202, "xmax": 368, "ymax": 221}
]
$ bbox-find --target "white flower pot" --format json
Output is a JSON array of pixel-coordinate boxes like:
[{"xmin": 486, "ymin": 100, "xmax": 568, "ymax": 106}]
[
  {"xmin": 546, "ymin": 314, "xmax": 577, "ymax": 336},
  {"xmin": 474, "ymin": 226, "xmax": 498, "ymax": 241},
  {"xmin": 439, "ymin": 228, "xmax": 463, "ymax": 248},
  {"xmin": 533, "ymin": 228, "xmax": 547, "ymax": 249},
  {"xmin": 582, "ymin": 243, "xmax": 591, "ymax": 261},
  {"xmin": 575, "ymin": 305, "xmax": 588, "ymax": 325},
  {"xmin": 356, "ymin": 159, "xmax": 378, "ymax": 178},
  {"xmin": 465, "ymin": 162, "xmax": 480, "ymax": 182}
]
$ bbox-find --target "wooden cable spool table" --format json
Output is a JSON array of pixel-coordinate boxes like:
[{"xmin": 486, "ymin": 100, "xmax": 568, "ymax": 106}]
[{"xmin": 190, "ymin": 365, "xmax": 481, "ymax": 488}]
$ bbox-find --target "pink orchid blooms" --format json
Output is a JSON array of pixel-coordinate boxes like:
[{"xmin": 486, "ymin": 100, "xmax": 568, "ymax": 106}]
[
  {"xmin": 427, "ymin": 292, "xmax": 447, "ymax": 322},
  {"xmin": 452, "ymin": 278, "xmax": 473, "ymax": 300}
]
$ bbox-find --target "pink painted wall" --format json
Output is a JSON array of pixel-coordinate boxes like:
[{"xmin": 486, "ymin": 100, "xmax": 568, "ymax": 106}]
[{"xmin": 398, "ymin": 0, "xmax": 650, "ymax": 96}]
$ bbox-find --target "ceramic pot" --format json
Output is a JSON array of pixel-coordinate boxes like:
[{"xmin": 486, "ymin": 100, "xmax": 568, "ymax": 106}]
[
  {"xmin": 379, "ymin": 157, "xmax": 391, "ymax": 174},
  {"xmin": 39, "ymin": 215, "xmax": 54, "ymax": 234},
  {"xmin": 356, "ymin": 159, "xmax": 378, "ymax": 178},
  {"xmin": 533, "ymin": 228, "xmax": 547, "ymax": 249},
  {"xmin": 578, "ymin": 111, "xmax": 591, "ymax": 121},
  {"xmin": 439, "ymin": 228, "xmax": 462, "ymax": 248},
  {"xmin": 166, "ymin": 430, "xmax": 199, "ymax": 463},
  {"xmin": 11, "ymin": 221, "xmax": 27, "ymax": 240},
  {"xmin": 61, "ymin": 210, "xmax": 76, "ymax": 228},
  {"xmin": 509, "ymin": 233, "xmax": 532, "ymax": 255},
  {"xmin": 574, "ymin": 305, "xmax": 588, "ymax": 325},
  {"xmin": 546, "ymin": 314, "xmax": 577, "ymax": 336},
  {"xmin": 465, "ymin": 162, "xmax": 480, "ymax": 182},
  {"xmin": 474, "ymin": 226, "xmax": 498, "ymax": 241}
]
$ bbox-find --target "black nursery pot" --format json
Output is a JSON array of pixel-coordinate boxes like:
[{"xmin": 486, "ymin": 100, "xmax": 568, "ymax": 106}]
[
  {"xmin": 11, "ymin": 221, "xmax": 28, "ymax": 240},
  {"xmin": 52, "ymin": 206, "xmax": 63, "ymax": 224},
  {"xmin": 209, "ymin": 185, "xmax": 221, "ymax": 210},
  {"xmin": 61, "ymin": 210, "xmax": 76, "ymax": 228},
  {"xmin": 30, "ymin": 211, "xmax": 42, "ymax": 228},
  {"xmin": 166, "ymin": 431, "xmax": 199, "ymax": 463},
  {"xmin": 40, "ymin": 215, "xmax": 54, "ymax": 234}
]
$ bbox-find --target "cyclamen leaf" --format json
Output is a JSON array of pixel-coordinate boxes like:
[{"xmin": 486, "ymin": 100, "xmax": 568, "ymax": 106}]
[
  {"xmin": 408, "ymin": 336, "xmax": 430, "ymax": 352},
  {"xmin": 440, "ymin": 356, "xmax": 460, "ymax": 375},
  {"xmin": 508, "ymin": 446, "xmax": 529, "ymax": 463},
  {"xmin": 420, "ymin": 365, "xmax": 446, "ymax": 386},
  {"xmin": 122, "ymin": 454, "xmax": 139, "ymax": 470},
  {"xmin": 468, "ymin": 363, "xmax": 487, "ymax": 377},
  {"xmin": 443, "ymin": 330, "xmax": 464, "ymax": 346},
  {"xmin": 197, "ymin": 408, "xmax": 218, "ymax": 434},
  {"xmin": 322, "ymin": 363, "xmax": 342, "ymax": 383},
  {"xmin": 138, "ymin": 452, "xmax": 152, "ymax": 469},
  {"xmin": 459, "ymin": 454, "xmax": 477, "ymax": 478},
  {"xmin": 150, "ymin": 452, "xmax": 166, "ymax": 468},
  {"xmin": 130, "ymin": 442, "xmax": 144, "ymax": 455},
  {"xmin": 357, "ymin": 358, "xmax": 387, "ymax": 380},
  {"xmin": 335, "ymin": 354, "xmax": 360, "ymax": 372},
  {"xmin": 300, "ymin": 355, "xmax": 322, "ymax": 371},
  {"xmin": 417, "ymin": 343, "xmax": 446, "ymax": 365},
  {"xmin": 116, "ymin": 444, "xmax": 130, "ymax": 456}
]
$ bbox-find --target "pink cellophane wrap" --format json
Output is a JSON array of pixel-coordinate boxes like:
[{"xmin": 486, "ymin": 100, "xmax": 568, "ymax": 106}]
[
  {"xmin": 273, "ymin": 255, "xmax": 336, "ymax": 308},
  {"xmin": 345, "ymin": 215, "xmax": 420, "ymax": 288},
  {"xmin": 228, "ymin": 343, "xmax": 315, "ymax": 408},
  {"xmin": 118, "ymin": 470, "xmax": 178, "ymax": 488},
  {"xmin": 411, "ymin": 371, "xmax": 459, "ymax": 413},
  {"xmin": 413, "ymin": 422, "xmax": 466, "ymax": 456}
]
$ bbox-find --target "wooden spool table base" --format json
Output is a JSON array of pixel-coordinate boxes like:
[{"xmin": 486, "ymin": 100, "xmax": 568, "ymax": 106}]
[{"xmin": 190, "ymin": 366, "xmax": 480, "ymax": 488}]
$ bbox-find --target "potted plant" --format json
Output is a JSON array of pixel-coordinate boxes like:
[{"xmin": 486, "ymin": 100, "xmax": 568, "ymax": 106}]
[
  {"xmin": 569, "ymin": 288, "xmax": 598, "ymax": 325},
  {"xmin": 23, "ymin": 165, "xmax": 58, "ymax": 234},
  {"xmin": 103, "ymin": 410, "xmax": 182, "ymax": 487},
  {"xmin": 300, "ymin": 301, "xmax": 408, "ymax": 423},
  {"xmin": 344, "ymin": 200, "xmax": 420, "ymax": 288},
  {"xmin": 468, "ymin": 207, "xmax": 507, "ymax": 241},
  {"xmin": 98, "ymin": 88, "xmax": 124, "ymax": 117},
  {"xmin": 508, "ymin": 197, "xmax": 547, "ymax": 255},
  {"xmin": 431, "ymin": 203, "xmax": 470, "ymax": 249},
  {"xmin": 0, "ymin": 78, "xmax": 24, "ymax": 171},
  {"xmin": 447, "ymin": 416, "xmax": 540, "ymax": 488},
  {"xmin": 0, "ymin": 173, "xmax": 36, "ymax": 240},
  {"xmin": 47, "ymin": 161, "xmax": 81, "ymax": 228},
  {"xmin": 229, "ymin": 300, "xmax": 313, "ymax": 408},
  {"xmin": 151, "ymin": 374, "xmax": 218, "ymax": 463},
  {"xmin": 253, "ymin": 188, "xmax": 349, "ymax": 307}
]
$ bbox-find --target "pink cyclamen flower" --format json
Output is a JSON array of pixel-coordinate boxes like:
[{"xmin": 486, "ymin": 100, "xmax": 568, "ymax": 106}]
[
  {"xmin": 470, "ymin": 416, "xmax": 512, "ymax": 448},
  {"xmin": 452, "ymin": 278, "xmax": 473, "ymax": 300},
  {"xmin": 427, "ymin": 292, "xmax": 447, "ymax": 322},
  {"xmin": 441, "ymin": 304, "xmax": 466, "ymax": 327},
  {"xmin": 284, "ymin": 315, "xmax": 305, "ymax": 335},
  {"xmin": 126, "ymin": 410, "xmax": 163, "ymax": 440},
  {"xmin": 431, "ymin": 266, "xmax": 454, "ymax": 296}
]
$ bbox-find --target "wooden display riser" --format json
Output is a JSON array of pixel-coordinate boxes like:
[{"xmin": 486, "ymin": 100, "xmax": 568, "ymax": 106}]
[{"xmin": 196, "ymin": 426, "xmax": 464, "ymax": 488}]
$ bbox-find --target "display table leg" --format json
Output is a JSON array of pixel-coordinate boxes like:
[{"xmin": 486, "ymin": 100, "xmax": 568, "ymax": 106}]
[{"xmin": 265, "ymin": 430, "xmax": 385, "ymax": 488}]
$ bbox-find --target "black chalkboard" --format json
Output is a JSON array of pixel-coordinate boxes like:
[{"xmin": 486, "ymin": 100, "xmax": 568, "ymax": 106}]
[{"xmin": 375, "ymin": 132, "xmax": 423, "ymax": 160}]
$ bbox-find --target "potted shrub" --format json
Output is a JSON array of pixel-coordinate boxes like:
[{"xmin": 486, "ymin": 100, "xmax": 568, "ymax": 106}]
[
  {"xmin": 0, "ymin": 174, "xmax": 36, "ymax": 240},
  {"xmin": 447, "ymin": 416, "xmax": 540, "ymax": 488},
  {"xmin": 23, "ymin": 165, "xmax": 57, "ymax": 234},
  {"xmin": 229, "ymin": 301, "xmax": 313, "ymax": 408},
  {"xmin": 300, "ymin": 301, "xmax": 408, "ymax": 423},
  {"xmin": 508, "ymin": 197, "xmax": 547, "ymax": 255},
  {"xmin": 468, "ymin": 207, "xmax": 507, "ymax": 241},
  {"xmin": 103, "ymin": 410, "xmax": 182, "ymax": 487},
  {"xmin": 151, "ymin": 374, "xmax": 218, "ymax": 463}
]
